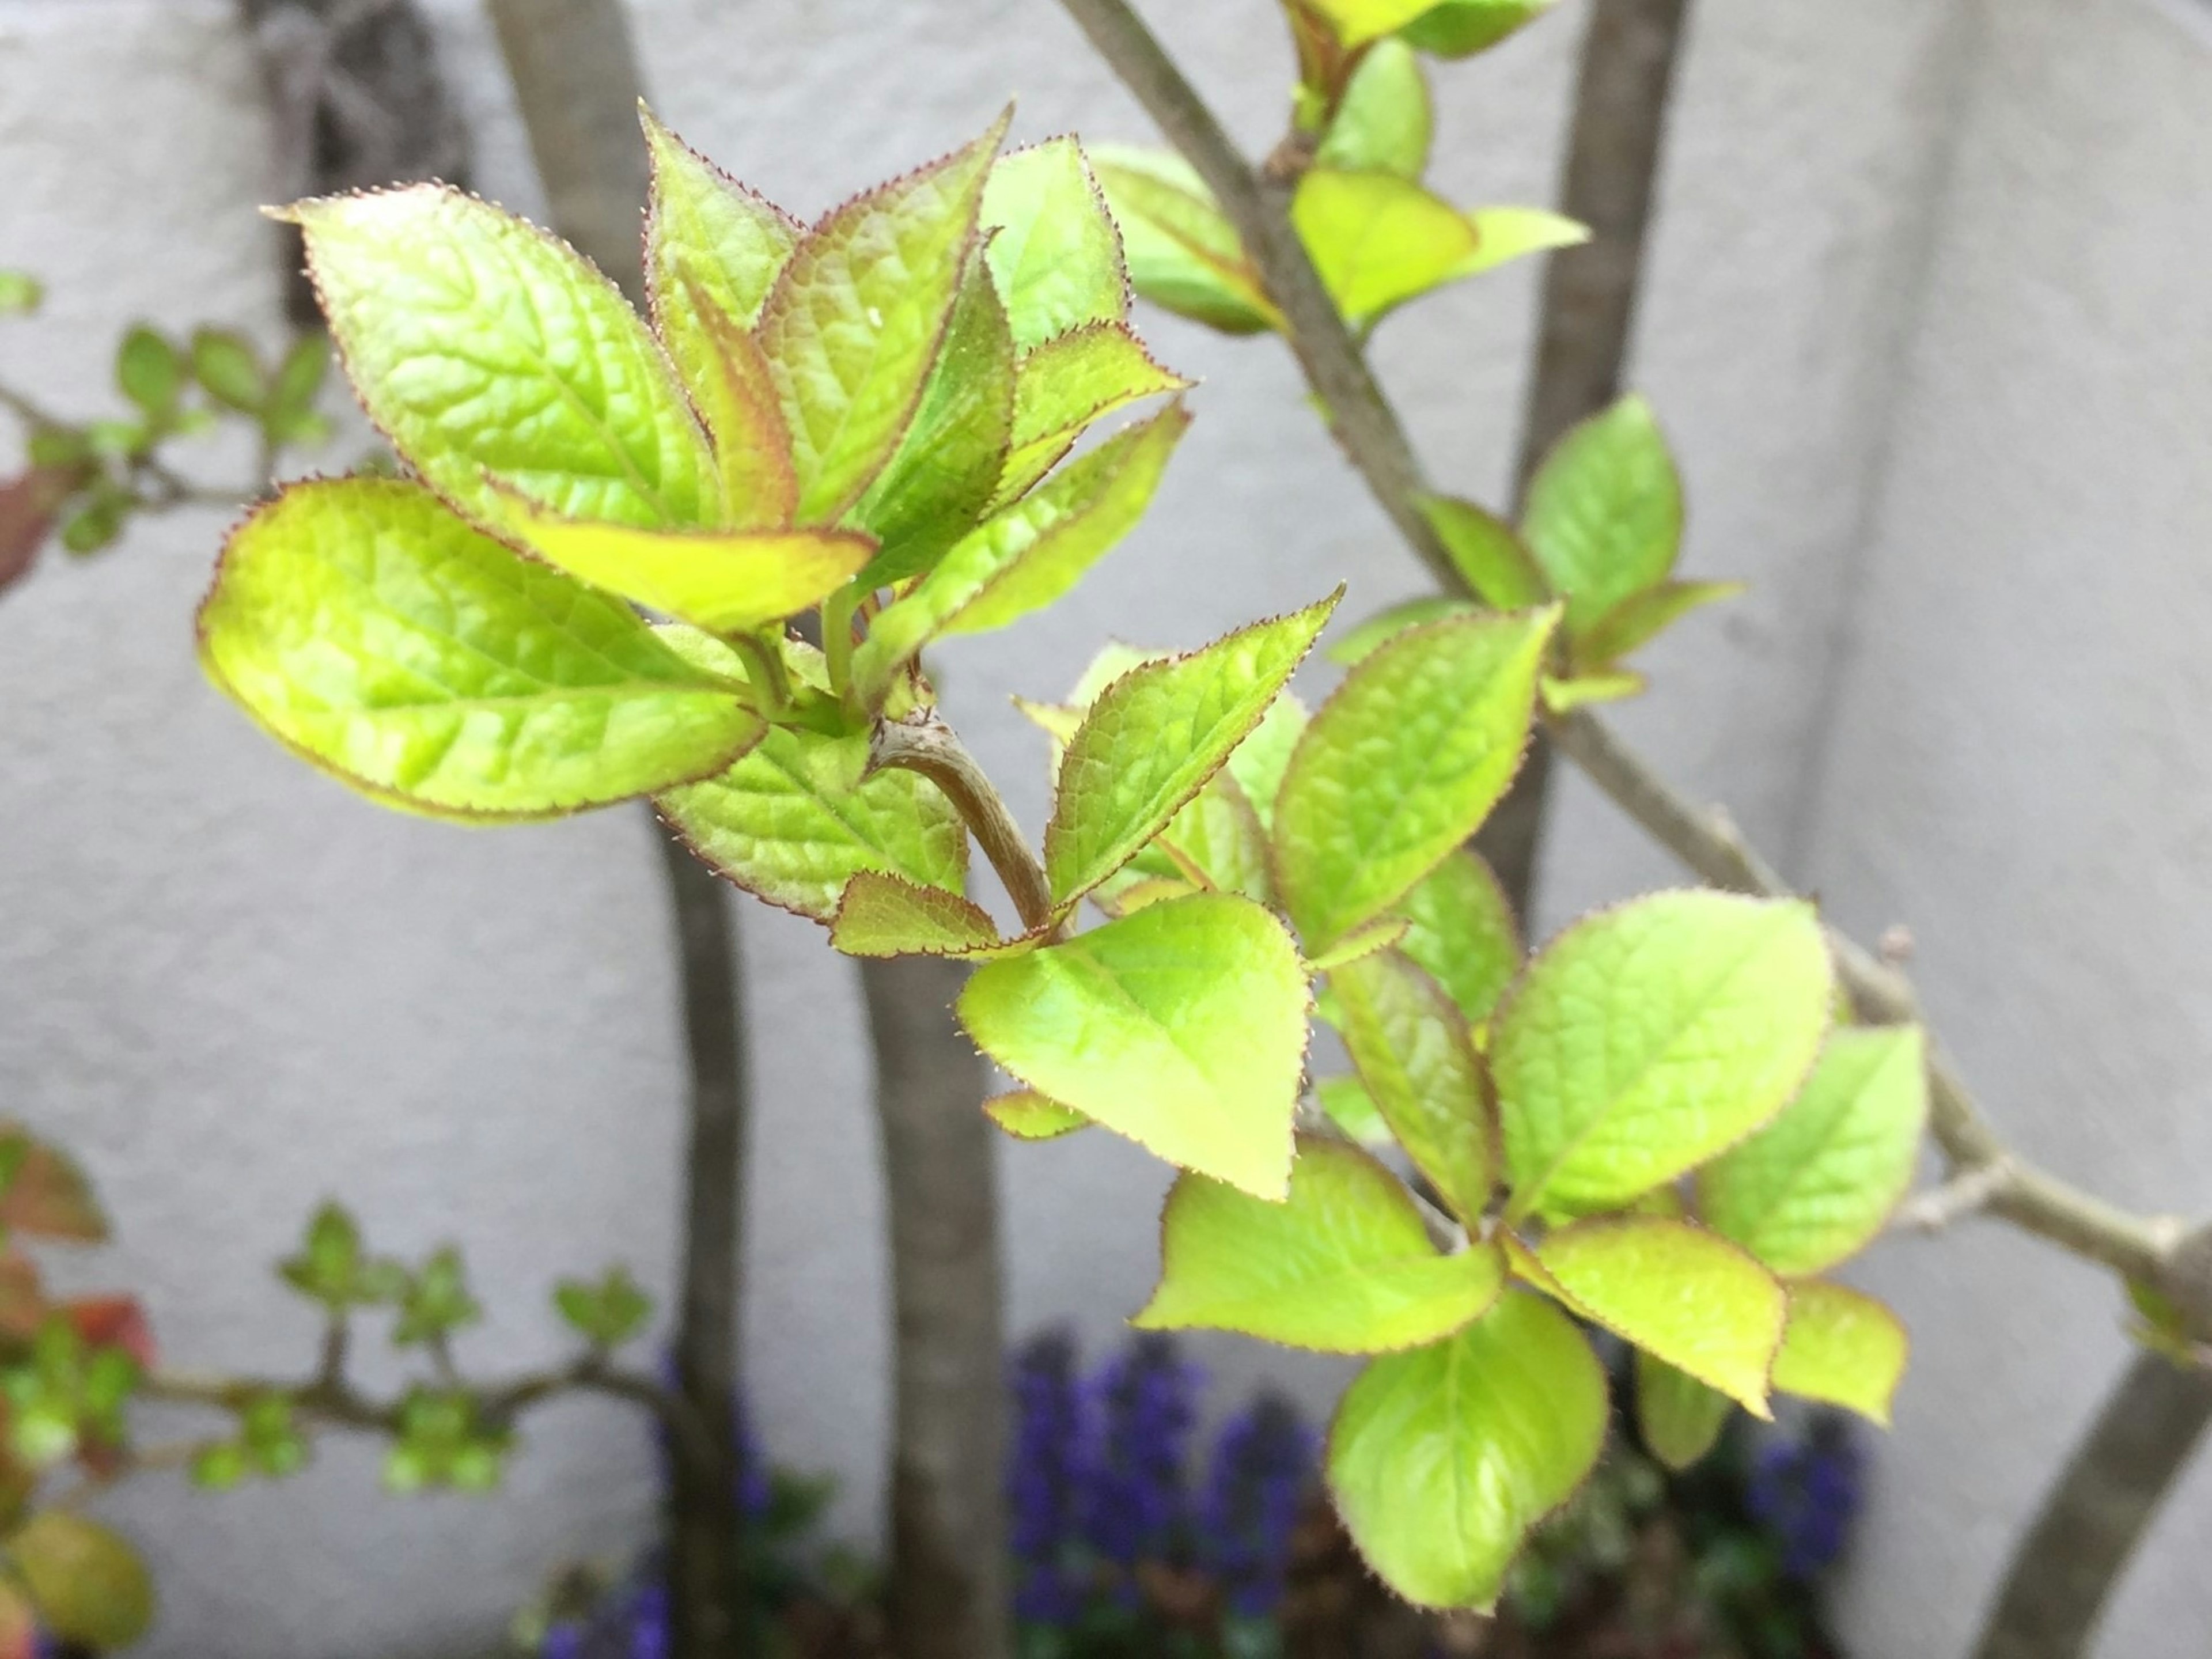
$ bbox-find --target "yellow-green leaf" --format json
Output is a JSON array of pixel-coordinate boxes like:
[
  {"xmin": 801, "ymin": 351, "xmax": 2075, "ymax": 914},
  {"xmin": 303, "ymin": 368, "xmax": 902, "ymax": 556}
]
[
  {"xmin": 1046, "ymin": 594, "xmax": 1339, "ymax": 906},
  {"xmin": 1274, "ymin": 608, "xmax": 1556, "ymax": 949},
  {"xmin": 1540, "ymin": 669, "xmax": 1646, "ymax": 712},
  {"xmin": 829, "ymin": 871, "xmax": 1005, "ymax": 959},
  {"xmin": 1332, "ymin": 950, "xmax": 1495, "ymax": 1224},
  {"xmin": 1226, "ymin": 694, "xmax": 1309, "ymax": 833},
  {"xmin": 1494, "ymin": 892, "xmax": 1832, "ymax": 1219},
  {"xmin": 1456, "ymin": 207, "xmax": 1589, "ymax": 279},
  {"xmin": 1090, "ymin": 149, "xmax": 1282, "ymax": 335},
  {"xmin": 1699, "ymin": 1025, "xmax": 1929, "ymax": 1277},
  {"xmin": 1576, "ymin": 578, "xmax": 1743, "ymax": 667},
  {"xmin": 984, "ymin": 1090, "xmax": 1092, "ymax": 1142},
  {"xmin": 1522, "ymin": 393, "xmax": 1684, "ymax": 631},
  {"xmin": 1294, "ymin": 168, "xmax": 1480, "ymax": 330},
  {"xmin": 677, "ymin": 292, "xmax": 800, "ymax": 530},
  {"xmin": 1316, "ymin": 40, "xmax": 1432, "ymax": 179},
  {"xmin": 1157, "ymin": 774, "xmax": 1276, "ymax": 903},
  {"xmin": 982, "ymin": 138, "xmax": 1128, "ymax": 350},
  {"xmin": 1316, "ymin": 1074, "xmax": 1392, "ymax": 1145},
  {"xmin": 759, "ymin": 113, "xmax": 1006, "ymax": 522},
  {"xmin": 498, "ymin": 502, "xmax": 873, "ymax": 634},
  {"xmin": 1312, "ymin": 0, "xmax": 1448, "ymax": 47},
  {"xmin": 995, "ymin": 324, "xmax": 1190, "ymax": 507},
  {"xmin": 1396, "ymin": 0, "xmax": 1558, "ymax": 57},
  {"xmin": 1533, "ymin": 1215, "xmax": 1786, "ymax": 1414},
  {"xmin": 1326, "ymin": 597, "xmax": 1478, "ymax": 666},
  {"xmin": 282, "ymin": 185, "xmax": 719, "ymax": 529},
  {"xmin": 1327, "ymin": 1291, "xmax": 1607, "ymax": 1610},
  {"xmin": 1771, "ymin": 1278, "xmax": 1908, "ymax": 1425},
  {"xmin": 1137, "ymin": 1138, "xmax": 1504, "ymax": 1353},
  {"xmin": 658, "ymin": 725, "xmax": 966, "ymax": 922},
  {"xmin": 199, "ymin": 479, "xmax": 762, "ymax": 819},
  {"xmin": 957, "ymin": 892, "xmax": 1308, "ymax": 1198},
  {"xmin": 11, "ymin": 1511, "xmax": 154, "ymax": 1647},
  {"xmin": 1636, "ymin": 1352, "xmax": 1731, "ymax": 1471},
  {"xmin": 1416, "ymin": 494, "xmax": 1551, "ymax": 610},
  {"xmin": 1393, "ymin": 850, "xmax": 1521, "ymax": 1025}
]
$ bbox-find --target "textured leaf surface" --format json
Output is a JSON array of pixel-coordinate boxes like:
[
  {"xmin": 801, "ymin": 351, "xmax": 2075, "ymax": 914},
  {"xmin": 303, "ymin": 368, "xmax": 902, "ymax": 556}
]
[
  {"xmin": 500, "ymin": 503, "xmax": 871, "ymax": 634},
  {"xmin": 1157, "ymin": 775, "xmax": 1275, "ymax": 902},
  {"xmin": 849, "ymin": 246, "xmax": 1017, "ymax": 585},
  {"xmin": 1494, "ymin": 892, "xmax": 1832, "ymax": 1218},
  {"xmin": 997, "ymin": 324, "xmax": 1188, "ymax": 506},
  {"xmin": 1699, "ymin": 1026, "xmax": 1928, "ymax": 1277},
  {"xmin": 1333, "ymin": 950, "xmax": 1494, "ymax": 1224},
  {"xmin": 1138, "ymin": 1138, "xmax": 1503, "ymax": 1353},
  {"xmin": 680, "ymin": 297, "xmax": 798, "ymax": 529},
  {"xmin": 829, "ymin": 872, "xmax": 1003, "ymax": 959},
  {"xmin": 12, "ymin": 1511, "xmax": 154, "ymax": 1646},
  {"xmin": 760, "ymin": 116, "xmax": 1004, "ymax": 522},
  {"xmin": 659, "ymin": 725, "xmax": 966, "ymax": 921},
  {"xmin": 1090, "ymin": 149, "xmax": 1281, "ymax": 334},
  {"xmin": 1522, "ymin": 394, "xmax": 1683, "ymax": 630},
  {"xmin": 287, "ymin": 185, "xmax": 719, "ymax": 529},
  {"xmin": 1394, "ymin": 851, "xmax": 1521, "ymax": 1024},
  {"xmin": 982, "ymin": 138, "xmax": 1128, "ymax": 350},
  {"xmin": 1772, "ymin": 1279, "xmax": 1908, "ymax": 1424},
  {"xmin": 1328, "ymin": 1292, "xmax": 1607, "ymax": 1610},
  {"xmin": 1046, "ymin": 596, "xmax": 1337, "ymax": 906},
  {"xmin": 1534, "ymin": 1216, "xmax": 1785, "ymax": 1412},
  {"xmin": 1418, "ymin": 494, "xmax": 1550, "ymax": 609},
  {"xmin": 1577, "ymin": 578, "xmax": 1741, "ymax": 665},
  {"xmin": 984, "ymin": 1090, "xmax": 1091, "ymax": 1141},
  {"xmin": 1274, "ymin": 609, "xmax": 1555, "ymax": 948},
  {"xmin": 1226, "ymin": 694, "xmax": 1309, "ymax": 832},
  {"xmin": 958, "ymin": 893, "xmax": 1308, "ymax": 1198},
  {"xmin": 1317, "ymin": 40, "xmax": 1433, "ymax": 177},
  {"xmin": 853, "ymin": 404, "xmax": 1188, "ymax": 702},
  {"xmin": 1397, "ymin": 0, "xmax": 1557, "ymax": 56},
  {"xmin": 200, "ymin": 479, "xmax": 762, "ymax": 818},
  {"xmin": 1637, "ymin": 1353, "xmax": 1730, "ymax": 1471}
]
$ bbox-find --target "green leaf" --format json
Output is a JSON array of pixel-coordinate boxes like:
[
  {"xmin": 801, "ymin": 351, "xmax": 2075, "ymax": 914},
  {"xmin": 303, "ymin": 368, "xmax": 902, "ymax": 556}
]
[
  {"xmin": 1326, "ymin": 596, "xmax": 1477, "ymax": 666},
  {"xmin": 642, "ymin": 109, "xmax": 800, "ymax": 471},
  {"xmin": 1045, "ymin": 594, "xmax": 1339, "ymax": 907},
  {"xmin": 1332, "ymin": 950, "xmax": 1494, "ymax": 1224},
  {"xmin": 1493, "ymin": 892, "xmax": 1832, "ymax": 1219},
  {"xmin": 1089, "ymin": 149, "xmax": 1282, "ymax": 335},
  {"xmin": 1540, "ymin": 669, "xmax": 1645, "ymax": 712},
  {"xmin": 190, "ymin": 326, "xmax": 266, "ymax": 413},
  {"xmin": 1274, "ymin": 607, "xmax": 1556, "ymax": 949},
  {"xmin": 853, "ymin": 402, "xmax": 1188, "ymax": 704},
  {"xmin": 1575, "ymin": 578, "xmax": 1741, "ymax": 667},
  {"xmin": 285, "ymin": 187, "xmax": 720, "ymax": 530},
  {"xmin": 1635, "ymin": 1353, "xmax": 1731, "ymax": 1471},
  {"xmin": 1532, "ymin": 1215, "xmax": 1785, "ymax": 1412},
  {"xmin": 1327, "ymin": 1291, "xmax": 1607, "ymax": 1610},
  {"xmin": 830, "ymin": 872, "xmax": 1005, "ymax": 959},
  {"xmin": 1455, "ymin": 207, "xmax": 1589, "ymax": 281},
  {"xmin": 1317, "ymin": 1073, "xmax": 1392, "ymax": 1144},
  {"xmin": 199, "ymin": 479, "xmax": 763, "ymax": 819},
  {"xmin": 1698, "ymin": 1026, "xmax": 1928, "ymax": 1277},
  {"xmin": 1157, "ymin": 774, "xmax": 1276, "ymax": 903},
  {"xmin": 554, "ymin": 1265, "xmax": 653, "ymax": 1349},
  {"xmin": 1521, "ymin": 393, "xmax": 1684, "ymax": 631},
  {"xmin": 995, "ymin": 324, "xmax": 1190, "ymax": 508},
  {"xmin": 1137, "ymin": 1138, "xmax": 1504, "ymax": 1353},
  {"xmin": 850, "ymin": 245, "xmax": 1017, "ymax": 586},
  {"xmin": 984, "ymin": 1090, "xmax": 1091, "ymax": 1142},
  {"xmin": 497, "ymin": 501, "xmax": 873, "ymax": 634},
  {"xmin": 672, "ymin": 276, "xmax": 800, "ymax": 531},
  {"xmin": 1312, "ymin": 0, "xmax": 1444, "ymax": 47},
  {"xmin": 0, "ymin": 272, "xmax": 42, "ymax": 316},
  {"xmin": 10, "ymin": 1511, "xmax": 154, "ymax": 1647},
  {"xmin": 1316, "ymin": 40, "xmax": 1433, "ymax": 178},
  {"xmin": 1294, "ymin": 169, "xmax": 1482, "ymax": 329},
  {"xmin": 394, "ymin": 1246, "xmax": 481, "ymax": 1346},
  {"xmin": 958, "ymin": 892, "xmax": 1308, "ymax": 1198},
  {"xmin": 271, "ymin": 333, "xmax": 331, "ymax": 417},
  {"xmin": 982, "ymin": 138, "xmax": 1128, "ymax": 350},
  {"xmin": 1397, "ymin": 0, "xmax": 1557, "ymax": 56},
  {"xmin": 116, "ymin": 325, "xmax": 183, "ymax": 416},
  {"xmin": 1393, "ymin": 850, "xmax": 1520, "ymax": 1025},
  {"xmin": 1226, "ymin": 694, "xmax": 1309, "ymax": 833},
  {"xmin": 1771, "ymin": 1279, "xmax": 1908, "ymax": 1425},
  {"xmin": 659, "ymin": 724, "xmax": 967, "ymax": 922},
  {"xmin": 760, "ymin": 113, "xmax": 1006, "ymax": 522}
]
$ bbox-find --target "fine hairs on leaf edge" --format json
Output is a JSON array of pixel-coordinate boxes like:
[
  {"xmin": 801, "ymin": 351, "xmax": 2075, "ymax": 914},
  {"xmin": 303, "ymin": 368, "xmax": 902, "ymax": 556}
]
[
  {"xmin": 637, "ymin": 102, "xmax": 803, "ymax": 342},
  {"xmin": 994, "ymin": 131, "xmax": 1141, "ymax": 328}
]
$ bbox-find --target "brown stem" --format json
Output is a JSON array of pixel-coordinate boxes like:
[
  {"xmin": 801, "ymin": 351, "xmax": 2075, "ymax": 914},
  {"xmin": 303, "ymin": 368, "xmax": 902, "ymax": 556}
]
[
  {"xmin": 487, "ymin": 5, "xmax": 749, "ymax": 1654},
  {"xmin": 872, "ymin": 713, "xmax": 1056, "ymax": 935},
  {"xmin": 859, "ymin": 956, "xmax": 1012, "ymax": 1659},
  {"xmin": 1971, "ymin": 1346, "xmax": 2212, "ymax": 1659},
  {"xmin": 1060, "ymin": 0, "xmax": 2206, "ymax": 1321}
]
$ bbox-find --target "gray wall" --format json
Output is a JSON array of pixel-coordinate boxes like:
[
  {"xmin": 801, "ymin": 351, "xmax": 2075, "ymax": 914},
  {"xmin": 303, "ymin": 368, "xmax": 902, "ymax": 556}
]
[{"xmin": 1, "ymin": 0, "xmax": 2208, "ymax": 1653}]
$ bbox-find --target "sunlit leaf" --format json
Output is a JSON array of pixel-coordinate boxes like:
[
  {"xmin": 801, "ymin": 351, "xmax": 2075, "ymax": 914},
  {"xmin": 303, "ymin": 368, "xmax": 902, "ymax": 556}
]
[
  {"xmin": 1316, "ymin": 40, "xmax": 1432, "ymax": 178},
  {"xmin": 1326, "ymin": 596, "xmax": 1477, "ymax": 666},
  {"xmin": 1393, "ymin": 850, "xmax": 1520, "ymax": 1025},
  {"xmin": 199, "ymin": 479, "xmax": 763, "ymax": 819},
  {"xmin": 829, "ymin": 872, "xmax": 1005, "ymax": 959},
  {"xmin": 1090, "ymin": 149, "xmax": 1282, "ymax": 335},
  {"xmin": 1396, "ymin": 0, "xmax": 1558, "ymax": 56},
  {"xmin": 1540, "ymin": 669, "xmax": 1645, "ymax": 712},
  {"xmin": 1456, "ymin": 207, "xmax": 1589, "ymax": 280},
  {"xmin": 1294, "ymin": 169, "xmax": 1479, "ymax": 329},
  {"xmin": 984, "ymin": 1090, "xmax": 1091, "ymax": 1142},
  {"xmin": 1226, "ymin": 694, "xmax": 1309, "ymax": 834},
  {"xmin": 959, "ymin": 892, "xmax": 1308, "ymax": 1198},
  {"xmin": 1138, "ymin": 1138, "xmax": 1503, "ymax": 1352},
  {"xmin": 995, "ymin": 324, "xmax": 1189, "ymax": 507},
  {"xmin": 1493, "ymin": 892, "xmax": 1832, "ymax": 1219},
  {"xmin": 1327, "ymin": 1291, "xmax": 1607, "ymax": 1609},
  {"xmin": 1772, "ymin": 1279, "xmax": 1908, "ymax": 1425},
  {"xmin": 1332, "ymin": 950, "xmax": 1494, "ymax": 1224},
  {"xmin": 982, "ymin": 138, "xmax": 1128, "ymax": 350},
  {"xmin": 1521, "ymin": 393, "xmax": 1683, "ymax": 631}
]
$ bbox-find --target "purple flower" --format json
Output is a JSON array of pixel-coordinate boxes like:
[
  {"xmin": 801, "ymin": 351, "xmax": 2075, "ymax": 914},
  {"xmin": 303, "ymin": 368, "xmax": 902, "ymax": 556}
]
[
  {"xmin": 1008, "ymin": 1330, "xmax": 1090, "ymax": 1626},
  {"xmin": 1200, "ymin": 1393, "xmax": 1317, "ymax": 1619},
  {"xmin": 627, "ymin": 1581, "xmax": 671, "ymax": 1659},
  {"xmin": 540, "ymin": 1621, "xmax": 586, "ymax": 1659},
  {"xmin": 1747, "ymin": 1411, "xmax": 1865, "ymax": 1580},
  {"xmin": 1082, "ymin": 1333, "xmax": 1202, "ymax": 1597}
]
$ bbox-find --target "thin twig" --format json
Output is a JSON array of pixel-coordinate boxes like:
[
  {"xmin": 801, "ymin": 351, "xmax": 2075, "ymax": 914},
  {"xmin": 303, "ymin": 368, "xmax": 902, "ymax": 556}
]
[
  {"xmin": 871, "ymin": 712, "xmax": 1058, "ymax": 936},
  {"xmin": 1060, "ymin": 0, "xmax": 2203, "ymax": 1321}
]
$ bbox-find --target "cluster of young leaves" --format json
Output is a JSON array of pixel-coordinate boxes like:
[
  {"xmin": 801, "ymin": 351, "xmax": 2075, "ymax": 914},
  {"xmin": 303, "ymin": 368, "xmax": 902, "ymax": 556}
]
[
  {"xmin": 1090, "ymin": 13, "xmax": 1581, "ymax": 343},
  {"xmin": 195, "ymin": 107, "xmax": 1191, "ymax": 901},
  {"xmin": 0, "ymin": 270, "xmax": 334, "ymax": 594},
  {"xmin": 0, "ymin": 1126, "xmax": 156, "ymax": 1653}
]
